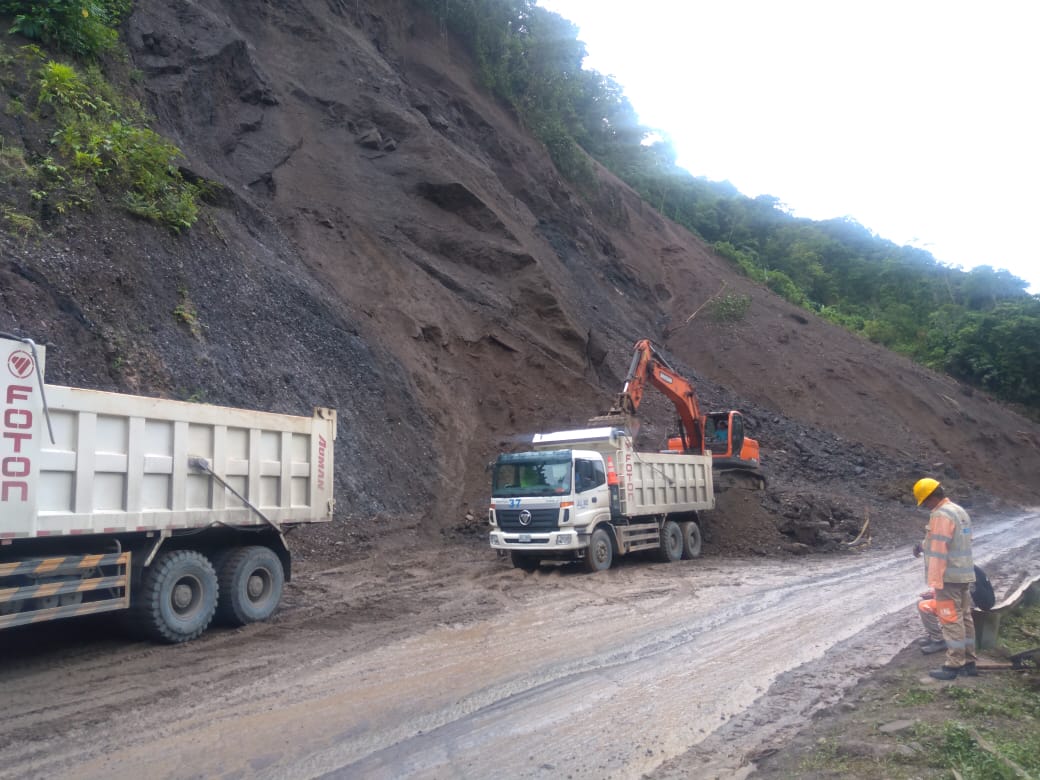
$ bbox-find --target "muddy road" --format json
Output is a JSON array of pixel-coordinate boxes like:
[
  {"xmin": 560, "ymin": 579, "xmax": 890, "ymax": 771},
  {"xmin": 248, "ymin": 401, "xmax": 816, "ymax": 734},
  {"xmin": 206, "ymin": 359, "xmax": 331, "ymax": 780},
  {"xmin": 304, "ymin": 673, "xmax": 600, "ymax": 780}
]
[{"xmin": 2, "ymin": 511, "xmax": 1038, "ymax": 780}]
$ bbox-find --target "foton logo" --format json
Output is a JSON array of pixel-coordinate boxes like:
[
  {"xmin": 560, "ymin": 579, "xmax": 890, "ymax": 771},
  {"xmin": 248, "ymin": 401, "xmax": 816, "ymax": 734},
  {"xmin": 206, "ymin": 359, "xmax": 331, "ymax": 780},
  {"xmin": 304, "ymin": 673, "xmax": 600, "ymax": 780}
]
[
  {"xmin": 8, "ymin": 350, "xmax": 34, "ymax": 379},
  {"xmin": 2, "ymin": 384, "xmax": 34, "ymax": 502},
  {"xmin": 317, "ymin": 434, "xmax": 327, "ymax": 491},
  {"xmin": 624, "ymin": 452, "xmax": 634, "ymax": 502}
]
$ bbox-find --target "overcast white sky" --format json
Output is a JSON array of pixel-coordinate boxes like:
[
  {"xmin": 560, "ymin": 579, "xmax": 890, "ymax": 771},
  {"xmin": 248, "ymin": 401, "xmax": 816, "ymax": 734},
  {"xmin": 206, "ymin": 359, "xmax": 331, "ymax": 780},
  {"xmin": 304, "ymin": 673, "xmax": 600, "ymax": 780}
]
[{"xmin": 537, "ymin": 0, "xmax": 1040, "ymax": 293}]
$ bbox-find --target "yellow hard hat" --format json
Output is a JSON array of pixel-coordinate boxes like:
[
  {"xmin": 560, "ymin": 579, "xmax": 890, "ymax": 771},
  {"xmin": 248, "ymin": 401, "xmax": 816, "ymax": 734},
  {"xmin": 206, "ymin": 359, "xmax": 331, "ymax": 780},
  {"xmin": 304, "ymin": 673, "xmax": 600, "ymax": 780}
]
[{"xmin": 913, "ymin": 477, "xmax": 940, "ymax": 506}]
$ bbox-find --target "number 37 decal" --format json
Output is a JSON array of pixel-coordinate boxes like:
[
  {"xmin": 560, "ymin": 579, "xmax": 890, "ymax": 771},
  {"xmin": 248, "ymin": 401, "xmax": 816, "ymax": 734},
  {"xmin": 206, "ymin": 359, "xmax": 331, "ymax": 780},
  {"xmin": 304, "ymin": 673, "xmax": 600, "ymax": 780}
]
[{"xmin": 508, "ymin": 498, "xmax": 522, "ymax": 508}]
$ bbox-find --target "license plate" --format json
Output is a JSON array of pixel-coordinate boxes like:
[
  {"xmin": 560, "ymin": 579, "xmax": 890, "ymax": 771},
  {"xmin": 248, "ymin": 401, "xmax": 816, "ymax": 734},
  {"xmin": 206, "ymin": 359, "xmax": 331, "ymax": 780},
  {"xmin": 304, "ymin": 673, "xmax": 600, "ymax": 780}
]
[{"xmin": 519, "ymin": 534, "xmax": 532, "ymax": 543}]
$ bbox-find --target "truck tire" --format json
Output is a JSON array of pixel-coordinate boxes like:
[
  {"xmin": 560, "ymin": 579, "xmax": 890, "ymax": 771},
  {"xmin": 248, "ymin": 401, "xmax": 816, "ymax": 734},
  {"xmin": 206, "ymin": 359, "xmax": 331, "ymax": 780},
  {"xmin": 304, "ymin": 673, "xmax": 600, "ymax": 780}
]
[
  {"xmin": 133, "ymin": 550, "xmax": 218, "ymax": 643},
  {"xmin": 585, "ymin": 527, "xmax": 614, "ymax": 573},
  {"xmin": 510, "ymin": 551, "xmax": 540, "ymax": 572},
  {"xmin": 657, "ymin": 520, "xmax": 683, "ymax": 562},
  {"xmin": 681, "ymin": 521, "xmax": 703, "ymax": 559},
  {"xmin": 216, "ymin": 546, "xmax": 285, "ymax": 626}
]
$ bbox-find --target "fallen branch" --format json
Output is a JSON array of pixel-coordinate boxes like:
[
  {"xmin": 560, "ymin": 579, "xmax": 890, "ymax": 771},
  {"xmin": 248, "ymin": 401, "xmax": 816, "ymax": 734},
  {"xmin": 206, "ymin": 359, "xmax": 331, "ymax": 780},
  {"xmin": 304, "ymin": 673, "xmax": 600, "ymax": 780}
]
[
  {"xmin": 844, "ymin": 511, "xmax": 871, "ymax": 547},
  {"xmin": 663, "ymin": 281, "xmax": 727, "ymax": 337}
]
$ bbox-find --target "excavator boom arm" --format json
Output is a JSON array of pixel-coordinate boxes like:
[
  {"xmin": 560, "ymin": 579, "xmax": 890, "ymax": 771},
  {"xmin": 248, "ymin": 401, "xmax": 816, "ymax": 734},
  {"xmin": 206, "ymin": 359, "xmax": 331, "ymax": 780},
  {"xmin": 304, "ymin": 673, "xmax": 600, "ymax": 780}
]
[{"xmin": 607, "ymin": 339, "xmax": 705, "ymax": 451}]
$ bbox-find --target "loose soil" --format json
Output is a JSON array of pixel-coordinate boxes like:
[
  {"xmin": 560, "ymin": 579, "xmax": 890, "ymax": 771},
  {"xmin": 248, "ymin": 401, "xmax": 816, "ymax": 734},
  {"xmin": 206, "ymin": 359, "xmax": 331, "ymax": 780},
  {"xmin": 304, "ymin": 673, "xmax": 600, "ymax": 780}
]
[
  {"xmin": 1, "ymin": 513, "xmax": 1038, "ymax": 779},
  {"xmin": 1, "ymin": 2, "xmax": 1040, "ymax": 777},
  {"xmin": 1, "ymin": 0, "xmax": 1037, "ymax": 556}
]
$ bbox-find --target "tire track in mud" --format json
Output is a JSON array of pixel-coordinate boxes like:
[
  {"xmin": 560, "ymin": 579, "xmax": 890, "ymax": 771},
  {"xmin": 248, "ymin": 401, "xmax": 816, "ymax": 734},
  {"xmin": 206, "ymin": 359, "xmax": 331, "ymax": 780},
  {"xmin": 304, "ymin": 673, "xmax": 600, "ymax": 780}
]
[
  {"xmin": 1, "ymin": 514, "xmax": 1037, "ymax": 780},
  {"xmin": 288, "ymin": 513, "xmax": 1040, "ymax": 780},
  {"xmin": 651, "ymin": 511, "xmax": 1040, "ymax": 779}
]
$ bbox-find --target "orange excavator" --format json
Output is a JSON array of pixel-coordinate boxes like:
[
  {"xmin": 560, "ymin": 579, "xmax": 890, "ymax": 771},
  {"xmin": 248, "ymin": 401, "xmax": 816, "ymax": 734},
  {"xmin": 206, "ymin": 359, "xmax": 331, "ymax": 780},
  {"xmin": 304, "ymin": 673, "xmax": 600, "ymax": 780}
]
[{"xmin": 589, "ymin": 339, "xmax": 764, "ymax": 489}]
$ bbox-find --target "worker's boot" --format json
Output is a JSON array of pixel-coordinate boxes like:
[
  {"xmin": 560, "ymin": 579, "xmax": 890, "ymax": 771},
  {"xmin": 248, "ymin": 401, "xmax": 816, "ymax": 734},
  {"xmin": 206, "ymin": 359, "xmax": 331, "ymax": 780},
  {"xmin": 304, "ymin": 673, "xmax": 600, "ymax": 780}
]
[
  {"xmin": 960, "ymin": 662, "xmax": 978, "ymax": 677},
  {"xmin": 928, "ymin": 666, "xmax": 960, "ymax": 681},
  {"xmin": 919, "ymin": 640, "xmax": 946, "ymax": 655}
]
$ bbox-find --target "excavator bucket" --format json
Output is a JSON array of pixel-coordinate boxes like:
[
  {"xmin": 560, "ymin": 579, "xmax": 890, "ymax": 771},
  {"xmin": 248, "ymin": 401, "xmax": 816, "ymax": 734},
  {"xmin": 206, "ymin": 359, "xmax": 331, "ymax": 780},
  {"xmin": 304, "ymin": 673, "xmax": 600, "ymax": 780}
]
[
  {"xmin": 713, "ymin": 467, "xmax": 767, "ymax": 492},
  {"xmin": 587, "ymin": 411, "xmax": 639, "ymax": 436}
]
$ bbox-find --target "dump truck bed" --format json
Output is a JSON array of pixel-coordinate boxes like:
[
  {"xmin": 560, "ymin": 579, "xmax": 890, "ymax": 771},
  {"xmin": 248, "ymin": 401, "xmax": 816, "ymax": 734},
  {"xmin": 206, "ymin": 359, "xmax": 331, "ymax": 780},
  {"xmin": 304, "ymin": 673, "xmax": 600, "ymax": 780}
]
[
  {"xmin": 2, "ymin": 338, "xmax": 335, "ymax": 540},
  {"xmin": 616, "ymin": 435, "xmax": 714, "ymax": 516}
]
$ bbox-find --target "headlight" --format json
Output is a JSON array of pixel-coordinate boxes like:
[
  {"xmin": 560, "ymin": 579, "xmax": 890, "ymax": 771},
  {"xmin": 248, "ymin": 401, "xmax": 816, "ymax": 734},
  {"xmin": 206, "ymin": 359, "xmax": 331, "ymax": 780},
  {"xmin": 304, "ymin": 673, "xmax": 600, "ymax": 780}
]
[
  {"xmin": 490, "ymin": 533, "xmax": 500, "ymax": 544},
  {"xmin": 556, "ymin": 534, "xmax": 572, "ymax": 545}
]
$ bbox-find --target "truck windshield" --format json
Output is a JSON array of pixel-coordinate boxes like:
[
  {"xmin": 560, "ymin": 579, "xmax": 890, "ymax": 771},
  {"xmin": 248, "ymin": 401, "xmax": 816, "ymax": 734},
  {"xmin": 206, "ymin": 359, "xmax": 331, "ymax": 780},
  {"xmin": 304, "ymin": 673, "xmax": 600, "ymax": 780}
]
[{"xmin": 492, "ymin": 456, "xmax": 572, "ymax": 498}]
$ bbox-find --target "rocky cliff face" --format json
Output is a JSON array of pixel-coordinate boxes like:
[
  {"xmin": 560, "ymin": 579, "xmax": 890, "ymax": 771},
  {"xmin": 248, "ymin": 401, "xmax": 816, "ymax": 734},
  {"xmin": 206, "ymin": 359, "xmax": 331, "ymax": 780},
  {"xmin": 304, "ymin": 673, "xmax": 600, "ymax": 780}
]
[{"xmin": 2, "ymin": 0, "xmax": 1037, "ymax": 551}]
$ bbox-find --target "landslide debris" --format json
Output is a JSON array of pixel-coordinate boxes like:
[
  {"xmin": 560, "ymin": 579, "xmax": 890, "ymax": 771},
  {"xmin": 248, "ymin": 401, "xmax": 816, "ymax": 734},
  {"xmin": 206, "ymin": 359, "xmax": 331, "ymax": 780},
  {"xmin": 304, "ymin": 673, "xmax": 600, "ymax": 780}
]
[{"xmin": 0, "ymin": 0, "xmax": 1037, "ymax": 561}]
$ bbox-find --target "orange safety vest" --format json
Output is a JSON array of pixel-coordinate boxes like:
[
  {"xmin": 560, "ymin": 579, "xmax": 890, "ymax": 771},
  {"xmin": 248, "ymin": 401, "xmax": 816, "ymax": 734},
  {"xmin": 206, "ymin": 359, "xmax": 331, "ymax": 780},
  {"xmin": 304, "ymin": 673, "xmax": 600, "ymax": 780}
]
[{"xmin": 922, "ymin": 499, "xmax": 975, "ymax": 589}]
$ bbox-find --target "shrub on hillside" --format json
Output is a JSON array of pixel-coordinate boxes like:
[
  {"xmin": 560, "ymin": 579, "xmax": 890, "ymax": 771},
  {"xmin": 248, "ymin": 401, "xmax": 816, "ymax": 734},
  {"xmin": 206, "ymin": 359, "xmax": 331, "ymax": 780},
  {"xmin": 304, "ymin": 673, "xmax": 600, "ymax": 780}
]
[
  {"xmin": 36, "ymin": 58, "xmax": 199, "ymax": 231},
  {"xmin": 1, "ymin": 0, "xmax": 131, "ymax": 58}
]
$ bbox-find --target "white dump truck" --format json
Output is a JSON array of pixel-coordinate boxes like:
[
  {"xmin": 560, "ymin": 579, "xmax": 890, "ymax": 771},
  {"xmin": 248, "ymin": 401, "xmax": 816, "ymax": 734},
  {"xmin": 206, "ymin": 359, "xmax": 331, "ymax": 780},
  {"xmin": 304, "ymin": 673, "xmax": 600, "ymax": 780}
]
[
  {"xmin": 1, "ymin": 334, "xmax": 335, "ymax": 642},
  {"xmin": 488, "ymin": 427, "xmax": 714, "ymax": 572}
]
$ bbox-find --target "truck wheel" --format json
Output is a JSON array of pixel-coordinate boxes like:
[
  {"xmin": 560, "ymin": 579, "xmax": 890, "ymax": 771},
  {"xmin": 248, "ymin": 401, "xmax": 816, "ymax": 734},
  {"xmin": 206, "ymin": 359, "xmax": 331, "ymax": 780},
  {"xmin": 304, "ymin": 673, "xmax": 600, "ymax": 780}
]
[
  {"xmin": 510, "ymin": 551, "xmax": 540, "ymax": 572},
  {"xmin": 216, "ymin": 546, "xmax": 285, "ymax": 626},
  {"xmin": 681, "ymin": 521, "xmax": 703, "ymax": 559},
  {"xmin": 585, "ymin": 527, "xmax": 614, "ymax": 573},
  {"xmin": 657, "ymin": 520, "xmax": 683, "ymax": 562},
  {"xmin": 133, "ymin": 550, "xmax": 218, "ymax": 643}
]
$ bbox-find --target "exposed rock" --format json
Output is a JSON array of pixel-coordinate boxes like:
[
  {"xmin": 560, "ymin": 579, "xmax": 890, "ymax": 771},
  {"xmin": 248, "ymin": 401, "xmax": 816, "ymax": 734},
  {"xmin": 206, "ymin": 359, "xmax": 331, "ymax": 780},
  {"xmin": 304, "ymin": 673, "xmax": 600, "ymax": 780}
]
[
  {"xmin": 0, "ymin": 0, "xmax": 1036, "ymax": 559},
  {"xmin": 358, "ymin": 128, "xmax": 384, "ymax": 149}
]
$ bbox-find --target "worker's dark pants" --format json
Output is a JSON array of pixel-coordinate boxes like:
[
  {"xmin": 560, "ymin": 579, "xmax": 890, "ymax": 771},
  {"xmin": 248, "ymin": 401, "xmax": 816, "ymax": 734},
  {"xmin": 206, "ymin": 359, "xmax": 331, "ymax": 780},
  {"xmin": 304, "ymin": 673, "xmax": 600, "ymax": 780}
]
[{"xmin": 935, "ymin": 583, "xmax": 976, "ymax": 668}]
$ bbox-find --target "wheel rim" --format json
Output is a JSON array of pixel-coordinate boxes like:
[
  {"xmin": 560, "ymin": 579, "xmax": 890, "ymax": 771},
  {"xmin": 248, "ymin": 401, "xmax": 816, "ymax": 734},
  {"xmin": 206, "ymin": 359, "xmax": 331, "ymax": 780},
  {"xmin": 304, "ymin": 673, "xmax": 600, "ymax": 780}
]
[
  {"xmin": 686, "ymin": 525, "xmax": 702, "ymax": 555},
  {"xmin": 246, "ymin": 569, "xmax": 272, "ymax": 603},
  {"xmin": 592, "ymin": 535, "xmax": 609, "ymax": 565},
  {"xmin": 171, "ymin": 574, "xmax": 204, "ymax": 618}
]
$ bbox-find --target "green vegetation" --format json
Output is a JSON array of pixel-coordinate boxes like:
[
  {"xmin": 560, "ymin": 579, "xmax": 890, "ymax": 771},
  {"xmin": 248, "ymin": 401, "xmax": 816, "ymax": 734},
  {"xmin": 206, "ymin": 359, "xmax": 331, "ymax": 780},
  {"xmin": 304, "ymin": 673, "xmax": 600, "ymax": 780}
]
[
  {"xmin": 0, "ymin": 41, "xmax": 199, "ymax": 231},
  {"xmin": 1, "ymin": 1, "xmax": 131, "ymax": 58},
  {"xmin": 417, "ymin": 0, "xmax": 1040, "ymax": 417},
  {"xmin": 790, "ymin": 601, "xmax": 1040, "ymax": 779},
  {"xmin": 796, "ymin": 738, "xmax": 851, "ymax": 773},
  {"xmin": 707, "ymin": 293, "xmax": 752, "ymax": 323},
  {"xmin": 895, "ymin": 686, "xmax": 936, "ymax": 707},
  {"xmin": 2, "ymin": 204, "xmax": 38, "ymax": 236},
  {"xmin": 999, "ymin": 599, "xmax": 1040, "ymax": 655},
  {"xmin": 909, "ymin": 717, "xmax": 1040, "ymax": 779},
  {"xmin": 173, "ymin": 288, "xmax": 202, "ymax": 338},
  {"xmin": 0, "ymin": 5, "xmax": 202, "ymax": 232},
  {"xmin": 36, "ymin": 58, "xmax": 200, "ymax": 231}
]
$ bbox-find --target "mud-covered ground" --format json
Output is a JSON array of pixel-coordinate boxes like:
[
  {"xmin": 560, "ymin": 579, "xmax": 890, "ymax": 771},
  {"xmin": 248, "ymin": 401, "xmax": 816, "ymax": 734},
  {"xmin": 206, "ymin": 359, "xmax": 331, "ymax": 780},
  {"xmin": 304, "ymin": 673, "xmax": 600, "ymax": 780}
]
[
  {"xmin": 1, "ymin": 1, "xmax": 1039, "ymax": 775},
  {"xmin": 2, "ymin": 510, "xmax": 1037, "ymax": 780}
]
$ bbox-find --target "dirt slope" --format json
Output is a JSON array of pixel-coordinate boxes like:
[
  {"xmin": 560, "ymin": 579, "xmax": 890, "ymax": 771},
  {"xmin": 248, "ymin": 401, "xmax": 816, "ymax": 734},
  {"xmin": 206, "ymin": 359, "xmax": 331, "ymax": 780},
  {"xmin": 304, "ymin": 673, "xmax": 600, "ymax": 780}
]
[{"xmin": 1, "ymin": 0, "xmax": 1038, "ymax": 554}]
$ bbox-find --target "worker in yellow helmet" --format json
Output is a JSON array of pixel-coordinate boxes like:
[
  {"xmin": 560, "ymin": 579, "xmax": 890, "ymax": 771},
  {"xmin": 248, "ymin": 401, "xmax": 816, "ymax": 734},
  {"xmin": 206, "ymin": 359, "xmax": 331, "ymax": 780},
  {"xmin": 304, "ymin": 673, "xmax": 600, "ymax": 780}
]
[{"xmin": 911, "ymin": 478, "xmax": 976, "ymax": 680}]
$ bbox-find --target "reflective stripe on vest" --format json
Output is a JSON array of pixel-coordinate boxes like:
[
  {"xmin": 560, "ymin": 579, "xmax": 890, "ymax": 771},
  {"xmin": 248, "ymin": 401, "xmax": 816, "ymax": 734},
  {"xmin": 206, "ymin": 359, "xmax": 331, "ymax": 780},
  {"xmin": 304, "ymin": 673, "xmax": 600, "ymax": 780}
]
[{"xmin": 935, "ymin": 503, "xmax": 974, "ymax": 584}]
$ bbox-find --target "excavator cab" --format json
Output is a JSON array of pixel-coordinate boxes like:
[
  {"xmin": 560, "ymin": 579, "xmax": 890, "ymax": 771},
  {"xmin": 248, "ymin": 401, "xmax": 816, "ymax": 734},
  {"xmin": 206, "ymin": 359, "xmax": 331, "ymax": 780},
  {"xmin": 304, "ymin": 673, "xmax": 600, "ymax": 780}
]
[
  {"xmin": 705, "ymin": 412, "xmax": 755, "ymax": 461},
  {"xmin": 668, "ymin": 412, "xmax": 754, "ymax": 460}
]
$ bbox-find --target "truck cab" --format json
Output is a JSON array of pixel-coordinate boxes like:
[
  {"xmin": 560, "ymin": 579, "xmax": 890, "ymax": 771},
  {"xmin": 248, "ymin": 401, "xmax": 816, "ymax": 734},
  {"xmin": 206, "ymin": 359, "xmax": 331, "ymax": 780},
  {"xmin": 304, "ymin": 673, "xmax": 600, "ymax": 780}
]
[
  {"xmin": 488, "ymin": 427, "xmax": 713, "ymax": 572},
  {"xmin": 488, "ymin": 447, "xmax": 611, "ymax": 567}
]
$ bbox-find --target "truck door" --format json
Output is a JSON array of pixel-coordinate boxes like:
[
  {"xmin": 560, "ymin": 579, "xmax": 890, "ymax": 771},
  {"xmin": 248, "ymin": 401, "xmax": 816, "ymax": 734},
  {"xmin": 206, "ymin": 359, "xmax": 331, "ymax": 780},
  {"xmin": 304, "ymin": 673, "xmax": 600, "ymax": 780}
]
[{"xmin": 574, "ymin": 457, "xmax": 609, "ymax": 521}]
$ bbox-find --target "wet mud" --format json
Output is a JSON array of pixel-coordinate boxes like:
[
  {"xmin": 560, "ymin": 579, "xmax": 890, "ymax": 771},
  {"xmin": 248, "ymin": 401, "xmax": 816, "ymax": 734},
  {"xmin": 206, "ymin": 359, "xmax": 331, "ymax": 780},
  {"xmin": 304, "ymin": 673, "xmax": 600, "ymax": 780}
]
[{"xmin": 1, "ymin": 512, "xmax": 1037, "ymax": 779}]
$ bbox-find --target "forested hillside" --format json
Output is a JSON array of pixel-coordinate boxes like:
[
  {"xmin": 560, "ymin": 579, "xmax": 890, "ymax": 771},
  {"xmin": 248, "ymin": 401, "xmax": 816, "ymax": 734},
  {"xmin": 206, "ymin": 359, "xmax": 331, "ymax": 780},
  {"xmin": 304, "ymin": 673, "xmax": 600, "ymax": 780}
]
[
  {"xmin": 419, "ymin": 0, "xmax": 1040, "ymax": 416},
  {"xmin": 4, "ymin": 0, "xmax": 1036, "ymax": 418}
]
